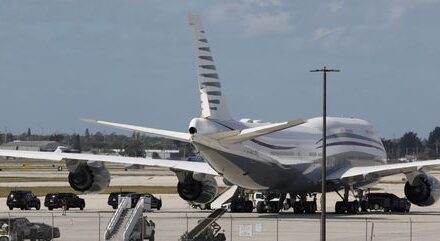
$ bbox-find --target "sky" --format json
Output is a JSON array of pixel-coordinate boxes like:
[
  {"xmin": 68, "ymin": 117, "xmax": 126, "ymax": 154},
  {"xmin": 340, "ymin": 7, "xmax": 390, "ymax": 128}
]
[{"xmin": 0, "ymin": 0, "xmax": 440, "ymax": 139}]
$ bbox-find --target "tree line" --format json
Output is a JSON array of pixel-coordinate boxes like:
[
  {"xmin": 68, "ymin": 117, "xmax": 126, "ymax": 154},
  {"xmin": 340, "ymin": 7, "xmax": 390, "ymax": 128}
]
[
  {"xmin": 0, "ymin": 128, "xmax": 193, "ymax": 158},
  {"xmin": 382, "ymin": 127, "xmax": 440, "ymax": 161}
]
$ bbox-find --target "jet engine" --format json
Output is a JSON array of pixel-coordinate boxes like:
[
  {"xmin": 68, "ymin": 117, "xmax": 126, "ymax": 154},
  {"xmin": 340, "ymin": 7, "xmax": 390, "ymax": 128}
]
[
  {"xmin": 404, "ymin": 172, "xmax": 440, "ymax": 206},
  {"xmin": 67, "ymin": 160, "xmax": 111, "ymax": 193},
  {"xmin": 177, "ymin": 172, "xmax": 218, "ymax": 204}
]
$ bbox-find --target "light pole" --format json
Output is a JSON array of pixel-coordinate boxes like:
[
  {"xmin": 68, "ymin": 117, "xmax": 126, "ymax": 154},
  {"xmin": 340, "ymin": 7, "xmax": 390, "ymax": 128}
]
[{"xmin": 311, "ymin": 66, "xmax": 340, "ymax": 241}]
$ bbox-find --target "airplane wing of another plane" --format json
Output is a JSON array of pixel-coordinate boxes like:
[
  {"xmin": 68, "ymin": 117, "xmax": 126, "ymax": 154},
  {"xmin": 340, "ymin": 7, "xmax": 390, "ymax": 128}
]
[
  {"xmin": 0, "ymin": 150, "xmax": 218, "ymax": 176},
  {"xmin": 331, "ymin": 159, "xmax": 440, "ymax": 183}
]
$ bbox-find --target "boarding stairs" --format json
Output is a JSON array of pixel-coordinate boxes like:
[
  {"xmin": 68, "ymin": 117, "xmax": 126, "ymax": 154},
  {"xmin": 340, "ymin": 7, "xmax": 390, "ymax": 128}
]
[
  {"xmin": 210, "ymin": 185, "xmax": 238, "ymax": 209},
  {"xmin": 105, "ymin": 196, "xmax": 152, "ymax": 241},
  {"xmin": 180, "ymin": 208, "xmax": 227, "ymax": 241}
]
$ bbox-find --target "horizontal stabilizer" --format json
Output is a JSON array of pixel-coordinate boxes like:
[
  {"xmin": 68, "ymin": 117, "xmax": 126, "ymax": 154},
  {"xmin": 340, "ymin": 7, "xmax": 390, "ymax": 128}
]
[
  {"xmin": 82, "ymin": 118, "xmax": 191, "ymax": 143},
  {"xmin": 210, "ymin": 119, "xmax": 306, "ymax": 144}
]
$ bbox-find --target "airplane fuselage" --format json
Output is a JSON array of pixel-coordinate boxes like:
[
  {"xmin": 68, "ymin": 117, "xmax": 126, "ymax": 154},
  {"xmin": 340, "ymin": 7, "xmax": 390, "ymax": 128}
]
[{"xmin": 191, "ymin": 116, "xmax": 387, "ymax": 193}]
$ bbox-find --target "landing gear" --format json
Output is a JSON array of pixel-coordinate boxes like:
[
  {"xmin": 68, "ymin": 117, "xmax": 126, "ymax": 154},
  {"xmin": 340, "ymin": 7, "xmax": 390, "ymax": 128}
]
[
  {"xmin": 334, "ymin": 187, "xmax": 360, "ymax": 214},
  {"xmin": 256, "ymin": 201, "xmax": 266, "ymax": 213},
  {"xmin": 335, "ymin": 200, "xmax": 359, "ymax": 214},
  {"xmin": 230, "ymin": 199, "xmax": 253, "ymax": 213},
  {"xmin": 254, "ymin": 192, "xmax": 284, "ymax": 214},
  {"xmin": 230, "ymin": 188, "xmax": 253, "ymax": 213},
  {"xmin": 292, "ymin": 194, "xmax": 317, "ymax": 214},
  {"xmin": 254, "ymin": 192, "xmax": 318, "ymax": 214}
]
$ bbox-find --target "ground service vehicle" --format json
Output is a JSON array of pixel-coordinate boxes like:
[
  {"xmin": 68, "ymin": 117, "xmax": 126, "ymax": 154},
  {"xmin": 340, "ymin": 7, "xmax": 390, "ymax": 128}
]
[
  {"xmin": 108, "ymin": 192, "xmax": 134, "ymax": 209},
  {"xmin": 7, "ymin": 191, "xmax": 41, "ymax": 210},
  {"xmin": 108, "ymin": 192, "xmax": 162, "ymax": 210},
  {"xmin": 29, "ymin": 222, "xmax": 61, "ymax": 241},
  {"xmin": 44, "ymin": 193, "xmax": 85, "ymax": 210},
  {"xmin": 0, "ymin": 217, "xmax": 28, "ymax": 241},
  {"xmin": 0, "ymin": 217, "xmax": 60, "ymax": 241},
  {"xmin": 361, "ymin": 193, "xmax": 411, "ymax": 212}
]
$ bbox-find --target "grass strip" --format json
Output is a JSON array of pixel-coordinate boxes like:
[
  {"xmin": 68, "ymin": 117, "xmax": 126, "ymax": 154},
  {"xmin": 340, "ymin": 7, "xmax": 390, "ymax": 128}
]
[{"xmin": 0, "ymin": 177, "xmax": 67, "ymax": 183}]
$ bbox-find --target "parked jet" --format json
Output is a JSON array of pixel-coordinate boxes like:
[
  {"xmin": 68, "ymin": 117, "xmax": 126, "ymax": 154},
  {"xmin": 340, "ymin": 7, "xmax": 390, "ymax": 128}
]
[{"xmin": 1, "ymin": 15, "xmax": 439, "ymax": 214}]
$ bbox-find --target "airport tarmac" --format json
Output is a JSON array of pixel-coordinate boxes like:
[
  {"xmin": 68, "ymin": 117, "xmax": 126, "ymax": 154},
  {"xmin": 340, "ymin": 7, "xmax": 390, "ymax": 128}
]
[
  {"xmin": 1, "ymin": 166, "xmax": 440, "ymax": 240},
  {"xmin": 0, "ymin": 179, "xmax": 439, "ymax": 241}
]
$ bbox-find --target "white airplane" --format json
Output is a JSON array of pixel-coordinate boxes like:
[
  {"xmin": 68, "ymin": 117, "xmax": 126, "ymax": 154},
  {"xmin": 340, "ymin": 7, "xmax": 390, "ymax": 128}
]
[{"xmin": 1, "ymin": 15, "xmax": 440, "ymax": 214}]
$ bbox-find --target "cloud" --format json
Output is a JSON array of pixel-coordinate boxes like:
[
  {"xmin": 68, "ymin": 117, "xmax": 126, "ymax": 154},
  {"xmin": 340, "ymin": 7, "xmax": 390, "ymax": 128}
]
[
  {"xmin": 311, "ymin": 26, "xmax": 346, "ymax": 41},
  {"xmin": 207, "ymin": 0, "xmax": 292, "ymax": 37},
  {"xmin": 243, "ymin": 12, "xmax": 292, "ymax": 36},
  {"xmin": 328, "ymin": 1, "xmax": 344, "ymax": 12}
]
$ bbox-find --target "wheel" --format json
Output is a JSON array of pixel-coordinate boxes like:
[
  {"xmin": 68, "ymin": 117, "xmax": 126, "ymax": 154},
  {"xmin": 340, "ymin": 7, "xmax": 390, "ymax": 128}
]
[
  {"xmin": 256, "ymin": 201, "xmax": 266, "ymax": 213},
  {"xmin": 268, "ymin": 202, "xmax": 279, "ymax": 213},
  {"xmin": 66, "ymin": 205, "xmax": 70, "ymax": 210},
  {"xmin": 36, "ymin": 203, "xmax": 40, "ymax": 210},
  {"xmin": 293, "ymin": 202, "xmax": 304, "ymax": 214},
  {"xmin": 8, "ymin": 206, "xmax": 13, "ymax": 210},
  {"xmin": 112, "ymin": 205, "xmax": 117, "ymax": 210},
  {"xmin": 80, "ymin": 204, "xmax": 85, "ymax": 210},
  {"xmin": 48, "ymin": 207, "xmax": 53, "ymax": 211},
  {"xmin": 305, "ymin": 202, "xmax": 316, "ymax": 214},
  {"xmin": 335, "ymin": 201, "xmax": 344, "ymax": 214},
  {"xmin": 230, "ymin": 200, "xmax": 240, "ymax": 213},
  {"xmin": 245, "ymin": 201, "xmax": 254, "ymax": 213},
  {"xmin": 360, "ymin": 201, "xmax": 368, "ymax": 212},
  {"xmin": 373, "ymin": 203, "xmax": 380, "ymax": 210},
  {"xmin": 348, "ymin": 202, "xmax": 358, "ymax": 214}
]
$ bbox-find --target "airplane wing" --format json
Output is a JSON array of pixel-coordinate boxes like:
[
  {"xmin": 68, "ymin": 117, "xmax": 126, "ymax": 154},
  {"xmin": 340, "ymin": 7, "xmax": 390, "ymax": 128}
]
[
  {"xmin": 82, "ymin": 118, "xmax": 191, "ymax": 143},
  {"xmin": 0, "ymin": 150, "xmax": 218, "ymax": 176},
  {"xmin": 330, "ymin": 159, "xmax": 440, "ymax": 183}
]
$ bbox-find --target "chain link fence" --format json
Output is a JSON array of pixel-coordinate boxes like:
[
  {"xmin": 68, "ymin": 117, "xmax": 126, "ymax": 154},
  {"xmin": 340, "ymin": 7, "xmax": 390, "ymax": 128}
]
[{"xmin": 0, "ymin": 211, "xmax": 439, "ymax": 241}]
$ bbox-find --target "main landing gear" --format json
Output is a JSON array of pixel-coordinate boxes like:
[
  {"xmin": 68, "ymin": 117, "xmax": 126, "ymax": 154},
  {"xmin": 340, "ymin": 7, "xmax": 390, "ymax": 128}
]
[
  {"xmin": 255, "ymin": 192, "xmax": 318, "ymax": 214},
  {"xmin": 292, "ymin": 193, "xmax": 317, "ymax": 214},
  {"xmin": 255, "ymin": 192, "xmax": 281, "ymax": 213},
  {"xmin": 334, "ymin": 187, "xmax": 360, "ymax": 214},
  {"xmin": 230, "ymin": 188, "xmax": 253, "ymax": 213}
]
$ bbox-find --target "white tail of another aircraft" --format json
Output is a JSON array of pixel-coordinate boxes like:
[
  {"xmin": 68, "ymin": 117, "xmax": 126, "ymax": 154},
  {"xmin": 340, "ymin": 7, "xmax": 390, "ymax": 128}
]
[{"xmin": 188, "ymin": 14, "xmax": 232, "ymax": 121}]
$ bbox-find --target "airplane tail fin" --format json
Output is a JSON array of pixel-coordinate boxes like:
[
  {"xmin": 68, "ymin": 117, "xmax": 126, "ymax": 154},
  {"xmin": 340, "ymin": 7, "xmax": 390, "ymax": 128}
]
[{"xmin": 189, "ymin": 14, "xmax": 232, "ymax": 121}]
